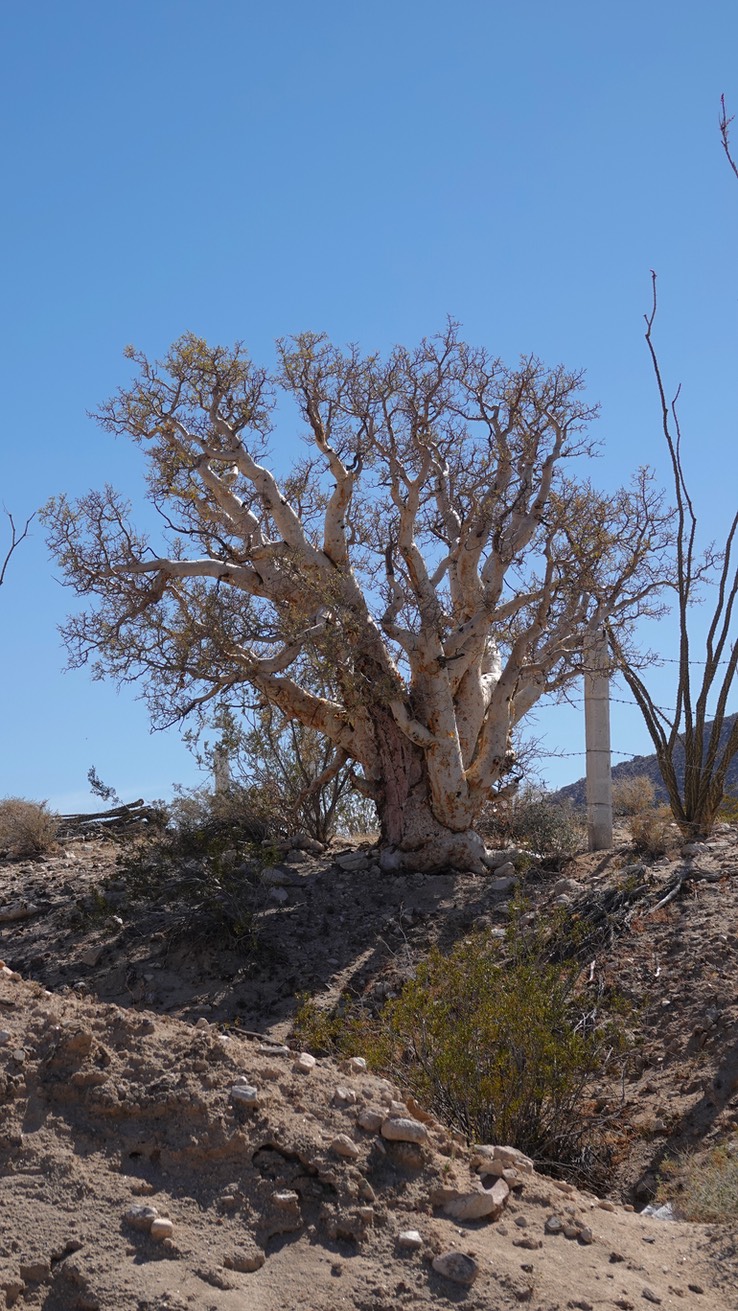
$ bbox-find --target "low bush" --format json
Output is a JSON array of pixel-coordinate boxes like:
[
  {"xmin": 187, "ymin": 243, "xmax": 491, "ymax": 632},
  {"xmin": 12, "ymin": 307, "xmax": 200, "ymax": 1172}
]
[
  {"xmin": 117, "ymin": 791, "xmax": 273, "ymax": 945},
  {"xmin": 0, "ymin": 797, "xmax": 59, "ymax": 857},
  {"xmin": 292, "ymin": 922, "xmax": 621, "ymax": 1183},
  {"xmin": 658, "ymin": 1141, "xmax": 738, "ymax": 1222},
  {"xmin": 483, "ymin": 788, "xmax": 584, "ymax": 865},
  {"xmin": 612, "ymin": 774, "xmax": 656, "ymax": 816},
  {"xmin": 628, "ymin": 805, "xmax": 674, "ymax": 857}
]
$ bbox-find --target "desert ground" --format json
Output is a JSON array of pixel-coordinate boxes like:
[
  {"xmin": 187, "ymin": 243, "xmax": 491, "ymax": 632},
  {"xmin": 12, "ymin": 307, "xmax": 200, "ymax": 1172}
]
[{"xmin": 1, "ymin": 817, "xmax": 738, "ymax": 1309}]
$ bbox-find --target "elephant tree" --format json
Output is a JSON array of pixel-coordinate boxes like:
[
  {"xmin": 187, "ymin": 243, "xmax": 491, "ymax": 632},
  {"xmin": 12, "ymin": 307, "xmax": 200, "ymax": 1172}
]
[{"xmin": 44, "ymin": 325, "xmax": 670, "ymax": 871}]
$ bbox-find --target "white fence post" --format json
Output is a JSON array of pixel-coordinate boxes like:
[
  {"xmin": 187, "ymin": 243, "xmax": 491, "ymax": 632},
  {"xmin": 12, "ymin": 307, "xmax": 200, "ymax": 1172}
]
[{"xmin": 584, "ymin": 628, "xmax": 613, "ymax": 851}]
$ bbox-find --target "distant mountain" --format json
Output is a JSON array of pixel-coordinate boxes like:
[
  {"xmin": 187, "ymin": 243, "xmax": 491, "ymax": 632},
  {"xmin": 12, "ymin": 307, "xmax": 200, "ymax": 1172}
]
[{"xmin": 555, "ymin": 713, "xmax": 738, "ymax": 808}]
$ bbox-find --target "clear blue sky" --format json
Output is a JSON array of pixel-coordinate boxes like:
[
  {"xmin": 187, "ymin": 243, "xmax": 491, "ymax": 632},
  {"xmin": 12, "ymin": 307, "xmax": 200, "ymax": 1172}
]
[{"xmin": 1, "ymin": 1, "xmax": 736, "ymax": 812}]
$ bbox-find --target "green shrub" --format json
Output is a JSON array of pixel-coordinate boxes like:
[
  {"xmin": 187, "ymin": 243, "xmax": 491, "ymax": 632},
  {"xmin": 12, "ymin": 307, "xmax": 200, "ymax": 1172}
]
[
  {"xmin": 293, "ymin": 924, "xmax": 620, "ymax": 1181},
  {"xmin": 375, "ymin": 933, "xmax": 613, "ymax": 1170},
  {"xmin": 0, "ymin": 797, "xmax": 59, "ymax": 857}
]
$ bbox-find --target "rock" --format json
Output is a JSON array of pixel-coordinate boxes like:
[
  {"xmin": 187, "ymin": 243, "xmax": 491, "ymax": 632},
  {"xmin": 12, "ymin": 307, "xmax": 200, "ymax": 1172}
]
[
  {"xmin": 124, "ymin": 1204, "xmax": 159, "ymax": 1232},
  {"xmin": 553, "ymin": 877, "xmax": 580, "ymax": 895},
  {"xmin": 544, "ymin": 1215, "xmax": 563, "ymax": 1234},
  {"xmin": 270, "ymin": 886, "xmax": 289, "ymax": 904},
  {"xmin": 381, "ymin": 1116, "xmax": 428, "ymax": 1144},
  {"xmin": 80, "ymin": 946, "xmax": 103, "ymax": 967},
  {"xmin": 224, "ymin": 1247, "xmax": 265, "ymax": 1273},
  {"xmin": 11, "ymin": 1048, "xmax": 25, "ymax": 1063},
  {"xmin": 333, "ymin": 1085, "xmax": 357, "ymax": 1107},
  {"xmin": 472, "ymin": 1144, "xmax": 535, "ymax": 1176},
  {"xmin": 357, "ymin": 1108, "xmax": 384, "ymax": 1132},
  {"xmin": 0, "ymin": 1030, "xmax": 11, "ymax": 1044},
  {"xmin": 440, "ymin": 1178, "xmax": 509, "ymax": 1220},
  {"xmin": 489, "ymin": 874, "xmax": 517, "ymax": 893},
  {"xmin": 397, "ymin": 1229, "xmax": 423, "ymax": 1250},
  {"xmin": 230, "ymin": 1083, "xmax": 260, "ymax": 1108},
  {"xmin": 334, "ymin": 852, "xmax": 370, "ymax": 871},
  {"xmin": 431, "ymin": 1251, "xmax": 479, "ymax": 1286},
  {"xmin": 348, "ymin": 1056, "xmax": 367, "ymax": 1073},
  {"xmin": 272, "ymin": 1190, "xmax": 300, "ymax": 1208},
  {"xmin": 294, "ymin": 1052, "xmax": 316, "ymax": 1073},
  {"xmin": 330, "ymin": 1134, "xmax": 360, "ymax": 1159},
  {"xmin": 150, "ymin": 1218, "xmax": 174, "ymax": 1241},
  {"xmin": 641, "ymin": 1289, "xmax": 662, "ymax": 1305},
  {"xmin": 435, "ymin": 1179, "xmax": 511, "ymax": 1216}
]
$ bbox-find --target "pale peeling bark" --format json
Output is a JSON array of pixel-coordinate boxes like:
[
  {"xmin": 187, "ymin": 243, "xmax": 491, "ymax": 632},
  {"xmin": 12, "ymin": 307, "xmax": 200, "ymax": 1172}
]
[{"xmin": 44, "ymin": 328, "xmax": 673, "ymax": 872}]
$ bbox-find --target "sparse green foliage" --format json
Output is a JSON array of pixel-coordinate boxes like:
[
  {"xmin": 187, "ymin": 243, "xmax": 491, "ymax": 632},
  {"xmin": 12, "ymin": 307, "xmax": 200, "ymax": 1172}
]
[
  {"xmin": 117, "ymin": 797, "xmax": 269, "ymax": 945},
  {"xmin": 292, "ymin": 921, "xmax": 620, "ymax": 1180},
  {"xmin": 0, "ymin": 797, "xmax": 59, "ymax": 857},
  {"xmin": 375, "ymin": 933, "xmax": 612, "ymax": 1170}
]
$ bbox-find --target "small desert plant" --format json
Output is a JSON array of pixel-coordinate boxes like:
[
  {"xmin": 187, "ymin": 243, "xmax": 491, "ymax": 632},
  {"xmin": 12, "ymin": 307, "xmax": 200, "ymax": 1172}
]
[
  {"xmin": 373, "ymin": 932, "xmax": 614, "ymax": 1173},
  {"xmin": 117, "ymin": 793, "xmax": 270, "ymax": 945},
  {"xmin": 293, "ymin": 922, "xmax": 621, "ymax": 1182},
  {"xmin": 612, "ymin": 774, "xmax": 656, "ymax": 816},
  {"xmin": 628, "ymin": 804, "xmax": 674, "ymax": 857},
  {"xmin": 658, "ymin": 1140, "xmax": 738, "ymax": 1222},
  {"xmin": 0, "ymin": 797, "xmax": 59, "ymax": 857},
  {"xmin": 486, "ymin": 787, "xmax": 584, "ymax": 865}
]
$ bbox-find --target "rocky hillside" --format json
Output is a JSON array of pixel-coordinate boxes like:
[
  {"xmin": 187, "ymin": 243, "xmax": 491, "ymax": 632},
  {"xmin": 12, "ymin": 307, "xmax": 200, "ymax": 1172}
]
[{"xmin": 556, "ymin": 713, "xmax": 738, "ymax": 808}]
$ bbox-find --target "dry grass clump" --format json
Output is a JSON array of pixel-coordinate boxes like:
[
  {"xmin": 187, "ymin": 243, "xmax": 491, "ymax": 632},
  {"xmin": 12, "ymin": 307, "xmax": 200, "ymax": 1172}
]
[
  {"xmin": 659, "ymin": 1141, "xmax": 738, "ymax": 1222},
  {"xmin": 628, "ymin": 805, "xmax": 674, "ymax": 857},
  {"xmin": 0, "ymin": 797, "xmax": 59, "ymax": 857},
  {"xmin": 612, "ymin": 774, "xmax": 656, "ymax": 816}
]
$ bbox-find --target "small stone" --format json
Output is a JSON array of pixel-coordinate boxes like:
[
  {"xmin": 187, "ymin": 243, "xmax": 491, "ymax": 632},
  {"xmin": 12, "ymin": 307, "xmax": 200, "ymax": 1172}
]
[
  {"xmin": 124, "ymin": 1204, "xmax": 159, "ymax": 1232},
  {"xmin": 381, "ymin": 1116, "xmax": 428, "ymax": 1144},
  {"xmin": 348, "ymin": 1056, "xmax": 367, "ymax": 1073},
  {"xmin": 333, "ymin": 1085, "xmax": 357, "ymax": 1107},
  {"xmin": 335, "ymin": 852, "xmax": 369, "ymax": 871},
  {"xmin": 331, "ymin": 1134, "xmax": 360, "ymax": 1159},
  {"xmin": 441, "ymin": 1178, "xmax": 509, "ymax": 1221},
  {"xmin": 357, "ymin": 1108, "xmax": 384, "ymax": 1132},
  {"xmin": 150, "ymin": 1218, "xmax": 174, "ymax": 1241},
  {"xmin": 489, "ymin": 873, "xmax": 517, "ymax": 892},
  {"xmin": 544, "ymin": 1215, "xmax": 563, "ymax": 1234},
  {"xmin": 472, "ymin": 1144, "xmax": 534, "ymax": 1176},
  {"xmin": 194, "ymin": 1017, "xmax": 211, "ymax": 1030},
  {"xmin": 598, "ymin": 1199, "xmax": 616, "ymax": 1211},
  {"xmin": 687, "ymin": 1284, "xmax": 704, "ymax": 1295},
  {"xmin": 225, "ymin": 1248, "xmax": 265, "ymax": 1273},
  {"xmin": 0, "ymin": 1030, "xmax": 12, "ymax": 1045},
  {"xmin": 642, "ymin": 1290, "xmax": 661, "ymax": 1305},
  {"xmin": 11, "ymin": 1048, "xmax": 26, "ymax": 1063},
  {"xmin": 230, "ymin": 1083, "xmax": 260, "ymax": 1108},
  {"xmin": 397, "ymin": 1229, "xmax": 423, "ymax": 1250},
  {"xmin": 258, "ymin": 1042, "xmax": 290, "ymax": 1056},
  {"xmin": 578, "ymin": 1225, "xmax": 593, "ymax": 1244},
  {"xmin": 80, "ymin": 946, "xmax": 103, "ymax": 967},
  {"xmin": 270, "ymin": 886, "xmax": 289, "ymax": 904},
  {"xmin": 431, "ymin": 1251, "xmax": 479, "ymax": 1287},
  {"xmin": 272, "ymin": 1190, "xmax": 299, "ymax": 1208},
  {"xmin": 294, "ymin": 1052, "xmax": 316, "ymax": 1073}
]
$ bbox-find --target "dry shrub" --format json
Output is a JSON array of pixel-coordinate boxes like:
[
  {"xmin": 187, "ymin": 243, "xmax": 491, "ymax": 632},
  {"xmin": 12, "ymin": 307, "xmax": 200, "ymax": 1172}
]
[
  {"xmin": 628, "ymin": 804, "xmax": 673, "ymax": 857},
  {"xmin": 612, "ymin": 774, "xmax": 656, "ymax": 816},
  {"xmin": 659, "ymin": 1142, "xmax": 738, "ymax": 1222},
  {"xmin": 0, "ymin": 797, "xmax": 59, "ymax": 857}
]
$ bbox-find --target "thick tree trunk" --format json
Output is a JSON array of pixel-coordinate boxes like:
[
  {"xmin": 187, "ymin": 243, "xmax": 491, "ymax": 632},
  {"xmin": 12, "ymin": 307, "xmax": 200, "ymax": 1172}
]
[{"xmin": 370, "ymin": 707, "xmax": 487, "ymax": 873}]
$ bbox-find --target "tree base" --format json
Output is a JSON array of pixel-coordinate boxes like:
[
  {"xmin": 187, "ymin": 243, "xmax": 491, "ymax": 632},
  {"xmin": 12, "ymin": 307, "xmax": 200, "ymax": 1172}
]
[{"xmin": 378, "ymin": 827, "xmax": 488, "ymax": 874}]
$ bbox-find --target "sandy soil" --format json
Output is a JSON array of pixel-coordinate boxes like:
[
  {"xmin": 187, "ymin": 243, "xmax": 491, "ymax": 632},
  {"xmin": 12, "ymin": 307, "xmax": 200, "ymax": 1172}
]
[{"xmin": 1, "ymin": 823, "xmax": 738, "ymax": 1309}]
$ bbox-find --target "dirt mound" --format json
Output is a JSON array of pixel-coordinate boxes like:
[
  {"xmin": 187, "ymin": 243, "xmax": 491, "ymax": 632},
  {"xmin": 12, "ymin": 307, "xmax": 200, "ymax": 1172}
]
[{"xmin": 2, "ymin": 828, "xmax": 738, "ymax": 1307}]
